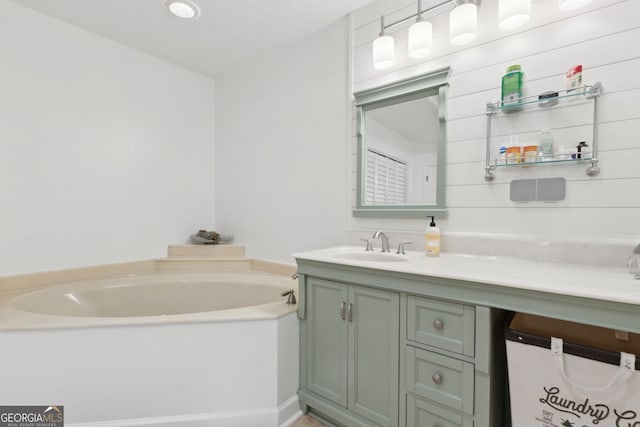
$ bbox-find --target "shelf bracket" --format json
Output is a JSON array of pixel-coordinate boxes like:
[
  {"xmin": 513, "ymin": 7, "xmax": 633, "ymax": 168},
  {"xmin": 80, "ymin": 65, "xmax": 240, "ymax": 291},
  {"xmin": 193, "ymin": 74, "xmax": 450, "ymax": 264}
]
[
  {"xmin": 484, "ymin": 102, "xmax": 499, "ymax": 182},
  {"xmin": 585, "ymin": 82, "xmax": 603, "ymax": 177}
]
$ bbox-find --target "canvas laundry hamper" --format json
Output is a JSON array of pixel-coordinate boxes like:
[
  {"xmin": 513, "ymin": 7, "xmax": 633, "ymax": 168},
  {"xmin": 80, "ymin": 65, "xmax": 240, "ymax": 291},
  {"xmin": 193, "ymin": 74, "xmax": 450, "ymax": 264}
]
[{"xmin": 505, "ymin": 313, "xmax": 640, "ymax": 427}]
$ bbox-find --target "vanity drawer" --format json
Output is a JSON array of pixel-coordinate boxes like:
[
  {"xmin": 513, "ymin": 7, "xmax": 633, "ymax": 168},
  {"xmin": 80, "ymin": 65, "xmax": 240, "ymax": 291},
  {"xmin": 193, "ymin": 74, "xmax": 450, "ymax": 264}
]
[
  {"xmin": 406, "ymin": 346, "xmax": 474, "ymax": 415},
  {"xmin": 407, "ymin": 395, "xmax": 473, "ymax": 427},
  {"xmin": 407, "ymin": 295, "xmax": 475, "ymax": 356}
]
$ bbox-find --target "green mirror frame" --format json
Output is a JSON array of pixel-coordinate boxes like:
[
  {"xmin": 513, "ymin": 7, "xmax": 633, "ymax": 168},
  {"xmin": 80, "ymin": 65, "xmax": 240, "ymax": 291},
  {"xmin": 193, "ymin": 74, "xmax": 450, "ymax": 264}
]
[{"xmin": 353, "ymin": 67, "xmax": 450, "ymax": 219}]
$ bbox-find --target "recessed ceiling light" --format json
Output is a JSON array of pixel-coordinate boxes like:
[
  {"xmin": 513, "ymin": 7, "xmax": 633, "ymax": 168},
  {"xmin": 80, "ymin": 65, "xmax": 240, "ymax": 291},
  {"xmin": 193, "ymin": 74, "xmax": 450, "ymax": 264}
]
[{"xmin": 165, "ymin": 0, "xmax": 200, "ymax": 20}]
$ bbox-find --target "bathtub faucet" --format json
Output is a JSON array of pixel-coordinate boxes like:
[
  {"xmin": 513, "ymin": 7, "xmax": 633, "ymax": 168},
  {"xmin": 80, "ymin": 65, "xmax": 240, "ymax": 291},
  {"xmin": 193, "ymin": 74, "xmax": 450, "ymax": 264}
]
[
  {"xmin": 372, "ymin": 231, "xmax": 390, "ymax": 253},
  {"xmin": 281, "ymin": 290, "xmax": 296, "ymax": 304}
]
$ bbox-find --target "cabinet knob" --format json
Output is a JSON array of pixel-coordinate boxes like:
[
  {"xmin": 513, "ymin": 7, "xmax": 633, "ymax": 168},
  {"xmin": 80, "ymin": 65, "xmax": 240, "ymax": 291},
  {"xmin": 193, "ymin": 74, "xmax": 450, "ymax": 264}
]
[
  {"xmin": 433, "ymin": 319, "xmax": 444, "ymax": 330},
  {"xmin": 432, "ymin": 373, "xmax": 443, "ymax": 384}
]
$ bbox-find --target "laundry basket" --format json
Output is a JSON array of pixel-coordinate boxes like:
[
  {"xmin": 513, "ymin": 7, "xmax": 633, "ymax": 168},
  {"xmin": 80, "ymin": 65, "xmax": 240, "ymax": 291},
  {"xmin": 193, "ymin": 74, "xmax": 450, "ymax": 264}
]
[{"xmin": 505, "ymin": 313, "xmax": 640, "ymax": 427}]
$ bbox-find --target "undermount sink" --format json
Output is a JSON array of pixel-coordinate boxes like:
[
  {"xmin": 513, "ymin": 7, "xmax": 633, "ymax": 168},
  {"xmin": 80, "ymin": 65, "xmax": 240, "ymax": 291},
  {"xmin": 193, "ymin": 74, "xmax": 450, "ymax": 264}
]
[{"xmin": 332, "ymin": 251, "xmax": 408, "ymax": 263}]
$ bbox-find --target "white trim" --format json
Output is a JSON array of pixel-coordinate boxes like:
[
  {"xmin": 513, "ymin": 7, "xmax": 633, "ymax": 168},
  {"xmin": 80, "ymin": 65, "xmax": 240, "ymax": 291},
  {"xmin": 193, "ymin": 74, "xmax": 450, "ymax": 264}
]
[{"xmin": 67, "ymin": 395, "xmax": 301, "ymax": 427}]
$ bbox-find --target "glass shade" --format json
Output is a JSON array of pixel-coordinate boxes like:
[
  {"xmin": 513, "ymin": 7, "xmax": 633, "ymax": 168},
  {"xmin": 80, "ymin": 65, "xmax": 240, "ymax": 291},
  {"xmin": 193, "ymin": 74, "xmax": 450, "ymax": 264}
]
[
  {"xmin": 449, "ymin": 3, "xmax": 478, "ymax": 46},
  {"xmin": 408, "ymin": 21, "xmax": 433, "ymax": 59},
  {"xmin": 373, "ymin": 35, "xmax": 395, "ymax": 70},
  {"xmin": 558, "ymin": 0, "xmax": 593, "ymax": 11},
  {"xmin": 499, "ymin": 0, "xmax": 531, "ymax": 30}
]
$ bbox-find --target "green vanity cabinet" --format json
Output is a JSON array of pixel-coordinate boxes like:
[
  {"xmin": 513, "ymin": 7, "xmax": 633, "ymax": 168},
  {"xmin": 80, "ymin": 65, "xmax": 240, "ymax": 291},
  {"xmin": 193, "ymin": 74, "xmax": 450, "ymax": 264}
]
[
  {"xmin": 300, "ymin": 277, "xmax": 400, "ymax": 427},
  {"xmin": 297, "ymin": 249, "xmax": 640, "ymax": 427},
  {"xmin": 296, "ymin": 260, "xmax": 507, "ymax": 427}
]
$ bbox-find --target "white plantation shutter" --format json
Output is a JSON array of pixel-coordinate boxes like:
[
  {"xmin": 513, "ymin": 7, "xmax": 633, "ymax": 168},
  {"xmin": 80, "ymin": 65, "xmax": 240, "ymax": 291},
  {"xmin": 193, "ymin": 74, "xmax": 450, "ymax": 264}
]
[{"xmin": 365, "ymin": 148, "xmax": 407, "ymax": 205}]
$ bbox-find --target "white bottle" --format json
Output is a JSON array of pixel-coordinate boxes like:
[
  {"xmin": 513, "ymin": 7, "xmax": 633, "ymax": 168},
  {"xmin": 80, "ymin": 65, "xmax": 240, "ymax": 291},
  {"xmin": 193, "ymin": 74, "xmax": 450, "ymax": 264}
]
[{"xmin": 425, "ymin": 216, "xmax": 440, "ymax": 257}]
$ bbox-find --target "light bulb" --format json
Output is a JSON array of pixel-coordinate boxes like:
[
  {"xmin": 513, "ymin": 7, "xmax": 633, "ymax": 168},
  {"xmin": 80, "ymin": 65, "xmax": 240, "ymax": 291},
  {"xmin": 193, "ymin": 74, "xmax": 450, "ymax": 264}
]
[
  {"xmin": 373, "ymin": 35, "xmax": 395, "ymax": 70},
  {"xmin": 408, "ymin": 20, "xmax": 433, "ymax": 59},
  {"xmin": 449, "ymin": 3, "xmax": 478, "ymax": 46},
  {"xmin": 499, "ymin": 0, "xmax": 531, "ymax": 30}
]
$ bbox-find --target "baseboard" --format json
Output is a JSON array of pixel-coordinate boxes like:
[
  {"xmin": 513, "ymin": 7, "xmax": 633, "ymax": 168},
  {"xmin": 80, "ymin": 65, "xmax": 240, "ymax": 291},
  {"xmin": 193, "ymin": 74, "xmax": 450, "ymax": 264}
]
[
  {"xmin": 279, "ymin": 394, "xmax": 303, "ymax": 427},
  {"xmin": 67, "ymin": 394, "xmax": 302, "ymax": 427}
]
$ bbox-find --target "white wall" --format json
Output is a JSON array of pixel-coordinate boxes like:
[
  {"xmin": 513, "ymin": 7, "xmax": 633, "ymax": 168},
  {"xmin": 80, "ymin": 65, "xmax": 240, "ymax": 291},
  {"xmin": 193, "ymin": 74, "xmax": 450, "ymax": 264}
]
[
  {"xmin": 350, "ymin": 0, "xmax": 640, "ymax": 248},
  {"xmin": 214, "ymin": 19, "xmax": 351, "ymax": 263},
  {"xmin": 0, "ymin": 2, "xmax": 216, "ymax": 276},
  {"xmin": 5, "ymin": 0, "xmax": 637, "ymax": 274}
]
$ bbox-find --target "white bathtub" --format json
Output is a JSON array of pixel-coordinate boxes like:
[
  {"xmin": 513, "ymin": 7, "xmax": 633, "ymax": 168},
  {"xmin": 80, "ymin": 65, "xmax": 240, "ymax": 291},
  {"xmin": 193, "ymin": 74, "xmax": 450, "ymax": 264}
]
[{"xmin": 0, "ymin": 271, "xmax": 301, "ymax": 427}]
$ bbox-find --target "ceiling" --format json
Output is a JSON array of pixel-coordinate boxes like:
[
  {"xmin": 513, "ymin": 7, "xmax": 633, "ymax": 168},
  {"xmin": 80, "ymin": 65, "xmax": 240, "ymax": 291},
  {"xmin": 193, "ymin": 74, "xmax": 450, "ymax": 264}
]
[{"xmin": 13, "ymin": 0, "xmax": 376, "ymax": 78}]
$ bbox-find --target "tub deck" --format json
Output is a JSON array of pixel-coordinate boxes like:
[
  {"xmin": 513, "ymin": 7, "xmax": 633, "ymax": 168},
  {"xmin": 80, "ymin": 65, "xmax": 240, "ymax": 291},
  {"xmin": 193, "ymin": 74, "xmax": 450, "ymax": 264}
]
[{"xmin": 0, "ymin": 245, "xmax": 298, "ymax": 330}]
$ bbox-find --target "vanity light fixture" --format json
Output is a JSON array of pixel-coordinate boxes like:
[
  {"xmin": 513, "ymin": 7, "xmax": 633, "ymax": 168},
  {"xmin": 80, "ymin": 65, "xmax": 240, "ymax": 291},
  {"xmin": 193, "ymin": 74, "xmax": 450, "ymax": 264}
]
[
  {"xmin": 165, "ymin": 0, "xmax": 200, "ymax": 19},
  {"xmin": 372, "ymin": 0, "xmax": 593, "ymax": 70},
  {"xmin": 558, "ymin": 0, "xmax": 593, "ymax": 11},
  {"xmin": 449, "ymin": 0, "xmax": 479, "ymax": 46},
  {"xmin": 498, "ymin": 0, "xmax": 531, "ymax": 30},
  {"xmin": 408, "ymin": 0, "xmax": 433, "ymax": 59},
  {"xmin": 373, "ymin": 16, "xmax": 395, "ymax": 70}
]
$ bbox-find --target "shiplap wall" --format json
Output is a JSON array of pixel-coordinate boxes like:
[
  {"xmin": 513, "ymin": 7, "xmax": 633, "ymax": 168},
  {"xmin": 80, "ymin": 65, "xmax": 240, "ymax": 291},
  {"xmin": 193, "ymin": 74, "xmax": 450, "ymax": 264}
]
[{"xmin": 349, "ymin": 0, "xmax": 640, "ymax": 243}]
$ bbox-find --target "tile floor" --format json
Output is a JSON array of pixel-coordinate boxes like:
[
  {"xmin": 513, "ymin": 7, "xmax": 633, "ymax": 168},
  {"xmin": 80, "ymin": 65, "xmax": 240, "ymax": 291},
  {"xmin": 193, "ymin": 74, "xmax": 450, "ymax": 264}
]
[{"xmin": 291, "ymin": 414, "xmax": 328, "ymax": 426}]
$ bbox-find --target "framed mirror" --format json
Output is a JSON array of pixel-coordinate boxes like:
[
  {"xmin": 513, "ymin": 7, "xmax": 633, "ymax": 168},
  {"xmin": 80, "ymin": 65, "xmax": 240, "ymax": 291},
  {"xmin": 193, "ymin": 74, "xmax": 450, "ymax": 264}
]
[{"xmin": 353, "ymin": 67, "xmax": 450, "ymax": 218}]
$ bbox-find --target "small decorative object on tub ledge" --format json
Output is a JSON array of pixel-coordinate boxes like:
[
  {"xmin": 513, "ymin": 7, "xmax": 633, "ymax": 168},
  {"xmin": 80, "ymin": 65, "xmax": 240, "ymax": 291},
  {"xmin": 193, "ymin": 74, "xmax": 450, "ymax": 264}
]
[{"xmin": 190, "ymin": 230, "xmax": 221, "ymax": 244}]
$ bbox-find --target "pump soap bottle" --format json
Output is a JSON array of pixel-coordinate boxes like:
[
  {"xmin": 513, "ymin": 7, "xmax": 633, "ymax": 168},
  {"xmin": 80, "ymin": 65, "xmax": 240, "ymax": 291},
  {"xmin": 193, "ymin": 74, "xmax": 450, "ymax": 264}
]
[{"xmin": 425, "ymin": 216, "xmax": 441, "ymax": 257}]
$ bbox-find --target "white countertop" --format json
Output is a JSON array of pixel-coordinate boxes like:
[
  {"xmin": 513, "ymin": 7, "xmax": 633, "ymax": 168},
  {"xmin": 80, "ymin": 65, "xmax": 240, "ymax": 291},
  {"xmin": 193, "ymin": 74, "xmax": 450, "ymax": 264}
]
[{"xmin": 294, "ymin": 246, "xmax": 640, "ymax": 306}]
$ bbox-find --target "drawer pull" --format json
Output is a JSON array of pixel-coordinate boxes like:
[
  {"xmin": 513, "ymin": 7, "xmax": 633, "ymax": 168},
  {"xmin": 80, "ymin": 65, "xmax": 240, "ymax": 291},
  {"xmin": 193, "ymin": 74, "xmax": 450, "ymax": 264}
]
[
  {"xmin": 340, "ymin": 301, "xmax": 346, "ymax": 320},
  {"xmin": 432, "ymin": 373, "xmax": 443, "ymax": 384},
  {"xmin": 347, "ymin": 303, "xmax": 353, "ymax": 322},
  {"xmin": 433, "ymin": 319, "xmax": 444, "ymax": 330}
]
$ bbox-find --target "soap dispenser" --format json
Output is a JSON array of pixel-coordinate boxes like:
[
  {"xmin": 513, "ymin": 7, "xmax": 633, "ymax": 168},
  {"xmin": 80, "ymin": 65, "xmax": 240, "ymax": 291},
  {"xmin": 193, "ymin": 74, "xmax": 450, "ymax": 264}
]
[{"xmin": 425, "ymin": 216, "xmax": 440, "ymax": 257}]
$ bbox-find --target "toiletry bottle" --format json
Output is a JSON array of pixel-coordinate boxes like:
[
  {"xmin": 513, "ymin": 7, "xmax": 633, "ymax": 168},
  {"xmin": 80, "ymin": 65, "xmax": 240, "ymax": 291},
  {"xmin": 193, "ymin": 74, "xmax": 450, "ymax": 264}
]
[
  {"xmin": 425, "ymin": 216, "xmax": 440, "ymax": 257},
  {"xmin": 539, "ymin": 129, "xmax": 553, "ymax": 161},
  {"xmin": 501, "ymin": 65, "xmax": 523, "ymax": 112},
  {"xmin": 498, "ymin": 143, "xmax": 507, "ymax": 165},
  {"xmin": 505, "ymin": 135, "xmax": 522, "ymax": 164},
  {"xmin": 566, "ymin": 65, "xmax": 583, "ymax": 93},
  {"xmin": 576, "ymin": 141, "xmax": 588, "ymax": 159}
]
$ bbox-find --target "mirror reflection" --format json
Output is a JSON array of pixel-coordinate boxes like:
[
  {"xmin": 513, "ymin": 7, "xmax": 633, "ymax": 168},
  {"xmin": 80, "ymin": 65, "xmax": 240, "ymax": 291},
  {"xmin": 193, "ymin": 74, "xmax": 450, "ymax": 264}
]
[{"xmin": 363, "ymin": 94, "xmax": 439, "ymax": 206}]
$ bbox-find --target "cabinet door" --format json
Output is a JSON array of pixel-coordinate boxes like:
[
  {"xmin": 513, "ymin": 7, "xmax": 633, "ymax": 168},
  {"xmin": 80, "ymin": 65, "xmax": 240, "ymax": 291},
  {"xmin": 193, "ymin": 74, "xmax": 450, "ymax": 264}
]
[
  {"xmin": 306, "ymin": 278, "xmax": 349, "ymax": 406},
  {"xmin": 348, "ymin": 285, "xmax": 400, "ymax": 427}
]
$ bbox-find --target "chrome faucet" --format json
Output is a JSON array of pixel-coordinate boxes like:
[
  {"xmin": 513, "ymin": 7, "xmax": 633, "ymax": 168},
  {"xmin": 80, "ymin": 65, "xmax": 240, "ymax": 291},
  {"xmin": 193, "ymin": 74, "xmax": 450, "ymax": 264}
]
[
  {"xmin": 281, "ymin": 290, "xmax": 296, "ymax": 304},
  {"xmin": 396, "ymin": 241, "xmax": 412, "ymax": 255},
  {"xmin": 372, "ymin": 231, "xmax": 390, "ymax": 253},
  {"xmin": 628, "ymin": 243, "xmax": 640, "ymax": 279}
]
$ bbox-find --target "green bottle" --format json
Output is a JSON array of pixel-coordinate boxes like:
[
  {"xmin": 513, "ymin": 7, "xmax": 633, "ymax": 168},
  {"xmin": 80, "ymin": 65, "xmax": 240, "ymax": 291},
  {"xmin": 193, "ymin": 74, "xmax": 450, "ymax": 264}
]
[{"xmin": 501, "ymin": 65, "xmax": 523, "ymax": 112}]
